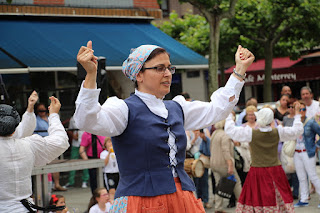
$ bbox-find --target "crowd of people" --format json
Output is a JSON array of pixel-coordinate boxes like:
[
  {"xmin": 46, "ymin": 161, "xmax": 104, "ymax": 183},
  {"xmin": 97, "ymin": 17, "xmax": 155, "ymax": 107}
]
[{"xmin": 2, "ymin": 40, "xmax": 320, "ymax": 213}]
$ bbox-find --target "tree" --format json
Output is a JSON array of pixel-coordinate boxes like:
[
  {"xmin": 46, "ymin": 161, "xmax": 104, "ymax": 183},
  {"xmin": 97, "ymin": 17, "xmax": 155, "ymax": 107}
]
[
  {"xmin": 155, "ymin": 11, "xmax": 241, "ymax": 86},
  {"xmin": 179, "ymin": 0, "xmax": 238, "ymax": 94},
  {"xmin": 231, "ymin": 0, "xmax": 320, "ymax": 102},
  {"xmin": 155, "ymin": 11, "xmax": 210, "ymax": 56}
]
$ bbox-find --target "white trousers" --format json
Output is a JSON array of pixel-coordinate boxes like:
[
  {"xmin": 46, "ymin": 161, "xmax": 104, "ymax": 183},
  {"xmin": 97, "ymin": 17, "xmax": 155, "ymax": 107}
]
[{"xmin": 294, "ymin": 151, "xmax": 320, "ymax": 202}]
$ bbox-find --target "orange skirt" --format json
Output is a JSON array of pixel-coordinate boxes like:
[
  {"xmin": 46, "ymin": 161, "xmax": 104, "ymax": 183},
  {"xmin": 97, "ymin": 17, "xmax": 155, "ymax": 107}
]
[{"xmin": 110, "ymin": 177, "xmax": 205, "ymax": 213}]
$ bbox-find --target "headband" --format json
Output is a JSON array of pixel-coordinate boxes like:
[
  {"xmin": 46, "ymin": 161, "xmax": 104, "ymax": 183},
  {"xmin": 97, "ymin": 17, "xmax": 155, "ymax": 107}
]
[{"xmin": 122, "ymin": 45, "xmax": 160, "ymax": 81}]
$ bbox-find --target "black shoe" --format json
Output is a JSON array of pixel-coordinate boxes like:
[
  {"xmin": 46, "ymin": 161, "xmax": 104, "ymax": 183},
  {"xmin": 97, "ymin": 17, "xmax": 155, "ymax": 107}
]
[
  {"xmin": 227, "ymin": 202, "xmax": 236, "ymax": 208},
  {"xmin": 293, "ymin": 195, "xmax": 299, "ymax": 200}
]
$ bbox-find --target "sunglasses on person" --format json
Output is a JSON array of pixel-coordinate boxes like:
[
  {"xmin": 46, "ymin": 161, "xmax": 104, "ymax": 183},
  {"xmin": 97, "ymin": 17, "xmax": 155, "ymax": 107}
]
[
  {"xmin": 300, "ymin": 108, "xmax": 306, "ymax": 112},
  {"xmin": 288, "ymin": 105, "xmax": 294, "ymax": 109}
]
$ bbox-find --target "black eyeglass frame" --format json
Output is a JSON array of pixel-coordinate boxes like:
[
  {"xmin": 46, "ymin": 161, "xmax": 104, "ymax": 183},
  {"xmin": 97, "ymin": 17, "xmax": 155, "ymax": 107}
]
[{"xmin": 143, "ymin": 66, "xmax": 176, "ymax": 74}]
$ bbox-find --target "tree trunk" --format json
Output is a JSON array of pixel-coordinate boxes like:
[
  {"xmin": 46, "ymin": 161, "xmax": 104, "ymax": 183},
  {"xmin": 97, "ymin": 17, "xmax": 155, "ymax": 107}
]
[
  {"xmin": 208, "ymin": 15, "xmax": 220, "ymax": 95},
  {"xmin": 263, "ymin": 41, "xmax": 273, "ymax": 102}
]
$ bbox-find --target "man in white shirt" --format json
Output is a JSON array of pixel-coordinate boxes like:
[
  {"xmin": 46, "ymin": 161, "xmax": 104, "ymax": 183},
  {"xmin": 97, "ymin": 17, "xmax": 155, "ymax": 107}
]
[{"xmin": 300, "ymin": 86, "xmax": 320, "ymax": 118}]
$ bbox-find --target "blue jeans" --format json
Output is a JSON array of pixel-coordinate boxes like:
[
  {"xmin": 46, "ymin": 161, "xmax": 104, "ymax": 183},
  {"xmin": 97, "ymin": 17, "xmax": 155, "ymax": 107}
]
[{"xmin": 194, "ymin": 168, "xmax": 209, "ymax": 203}]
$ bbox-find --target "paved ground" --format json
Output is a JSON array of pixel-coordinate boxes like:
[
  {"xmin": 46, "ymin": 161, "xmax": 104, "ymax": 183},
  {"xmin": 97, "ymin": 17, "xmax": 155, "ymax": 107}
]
[{"xmin": 56, "ymin": 167, "xmax": 320, "ymax": 213}]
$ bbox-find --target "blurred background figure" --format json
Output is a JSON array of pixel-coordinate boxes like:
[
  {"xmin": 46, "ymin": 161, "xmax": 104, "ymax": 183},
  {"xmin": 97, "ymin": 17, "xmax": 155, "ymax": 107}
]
[
  {"xmin": 34, "ymin": 102, "xmax": 66, "ymax": 192},
  {"xmin": 211, "ymin": 119, "xmax": 242, "ymax": 213},
  {"xmin": 64, "ymin": 115, "xmax": 89, "ymax": 189},
  {"xmin": 300, "ymin": 86, "xmax": 320, "ymax": 118},
  {"xmin": 87, "ymin": 188, "xmax": 111, "ymax": 213},
  {"xmin": 236, "ymin": 97, "xmax": 257, "ymax": 126},
  {"xmin": 193, "ymin": 129, "xmax": 212, "ymax": 209},
  {"xmin": 276, "ymin": 86, "xmax": 292, "ymax": 108},
  {"xmin": 282, "ymin": 98, "xmax": 299, "ymax": 200},
  {"xmin": 274, "ymin": 94, "xmax": 289, "ymax": 122},
  {"xmin": 79, "ymin": 132, "xmax": 106, "ymax": 194},
  {"xmin": 100, "ymin": 137, "xmax": 119, "ymax": 203},
  {"xmin": 293, "ymin": 101, "xmax": 320, "ymax": 208},
  {"xmin": 48, "ymin": 194, "xmax": 69, "ymax": 213}
]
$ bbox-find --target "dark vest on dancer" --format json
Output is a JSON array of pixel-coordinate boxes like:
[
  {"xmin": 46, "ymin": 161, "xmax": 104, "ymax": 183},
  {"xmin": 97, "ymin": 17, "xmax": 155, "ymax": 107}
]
[
  {"xmin": 112, "ymin": 95, "xmax": 195, "ymax": 198},
  {"xmin": 250, "ymin": 128, "xmax": 280, "ymax": 167}
]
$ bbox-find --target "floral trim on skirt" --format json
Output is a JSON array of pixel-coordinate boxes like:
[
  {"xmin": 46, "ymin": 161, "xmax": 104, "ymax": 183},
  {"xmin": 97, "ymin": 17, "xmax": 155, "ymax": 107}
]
[{"xmin": 109, "ymin": 196, "xmax": 128, "ymax": 213}]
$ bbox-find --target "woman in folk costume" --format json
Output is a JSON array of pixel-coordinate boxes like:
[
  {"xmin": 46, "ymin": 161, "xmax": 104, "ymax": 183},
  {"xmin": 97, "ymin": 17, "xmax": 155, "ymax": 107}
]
[
  {"xmin": 74, "ymin": 41, "xmax": 254, "ymax": 212},
  {"xmin": 225, "ymin": 103, "xmax": 303, "ymax": 212}
]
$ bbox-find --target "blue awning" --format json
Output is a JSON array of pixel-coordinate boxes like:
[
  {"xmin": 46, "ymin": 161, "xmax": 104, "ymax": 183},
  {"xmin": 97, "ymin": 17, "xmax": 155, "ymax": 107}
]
[{"xmin": 0, "ymin": 18, "xmax": 208, "ymax": 69}]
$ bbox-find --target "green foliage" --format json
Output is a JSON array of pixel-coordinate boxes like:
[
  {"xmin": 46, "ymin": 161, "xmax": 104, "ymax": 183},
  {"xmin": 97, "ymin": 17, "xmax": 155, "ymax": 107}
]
[
  {"xmin": 231, "ymin": 0, "xmax": 320, "ymax": 59},
  {"xmin": 6, "ymin": 0, "xmax": 12, "ymax": 3},
  {"xmin": 230, "ymin": 0, "xmax": 320, "ymax": 101},
  {"xmin": 154, "ymin": 11, "xmax": 210, "ymax": 56}
]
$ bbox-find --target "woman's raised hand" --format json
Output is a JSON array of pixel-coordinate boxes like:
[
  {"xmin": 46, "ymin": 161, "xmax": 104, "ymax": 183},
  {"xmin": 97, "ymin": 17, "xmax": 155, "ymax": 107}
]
[
  {"xmin": 235, "ymin": 45, "xmax": 255, "ymax": 77},
  {"xmin": 77, "ymin": 41, "xmax": 98, "ymax": 76}
]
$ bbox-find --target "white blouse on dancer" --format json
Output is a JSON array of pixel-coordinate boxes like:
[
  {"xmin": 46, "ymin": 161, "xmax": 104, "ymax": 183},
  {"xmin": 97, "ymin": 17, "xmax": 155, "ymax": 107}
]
[
  {"xmin": 225, "ymin": 114, "xmax": 303, "ymax": 142},
  {"xmin": 74, "ymin": 75, "xmax": 244, "ymax": 176},
  {"xmin": 13, "ymin": 111, "xmax": 36, "ymax": 139},
  {"xmin": 75, "ymin": 75, "xmax": 243, "ymax": 136},
  {"xmin": 0, "ymin": 113, "xmax": 69, "ymax": 212}
]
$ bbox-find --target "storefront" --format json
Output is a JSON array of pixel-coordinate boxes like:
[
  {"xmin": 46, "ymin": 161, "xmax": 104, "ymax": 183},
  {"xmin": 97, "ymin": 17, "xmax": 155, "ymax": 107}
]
[
  {"xmin": 0, "ymin": 15, "xmax": 208, "ymax": 118},
  {"xmin": 225, "ymin": 54, "xmax": 320, "ymax": 103}
]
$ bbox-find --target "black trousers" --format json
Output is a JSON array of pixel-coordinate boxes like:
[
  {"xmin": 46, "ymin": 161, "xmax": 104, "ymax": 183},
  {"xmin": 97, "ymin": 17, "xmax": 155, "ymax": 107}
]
[{"xmin": 88, "ymin": 168, "xmax": 97, "ymax": 194}]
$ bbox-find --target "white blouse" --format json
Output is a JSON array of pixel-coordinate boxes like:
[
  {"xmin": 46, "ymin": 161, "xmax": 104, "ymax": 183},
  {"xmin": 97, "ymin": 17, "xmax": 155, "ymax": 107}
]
[
  {"xmin": 74, "ymin": 75, "xmax": 244, "ymax": 176},
  {"xmin": 13, "ymin": 111, "xmax": 36, "ymax": 139},
  {"xmin": 225, "ymin": 114, "xmax": 303, "ymax": 142},
  {"xmin": 0, "ymin": 113, "xmax": 69, "ymax": 212}
]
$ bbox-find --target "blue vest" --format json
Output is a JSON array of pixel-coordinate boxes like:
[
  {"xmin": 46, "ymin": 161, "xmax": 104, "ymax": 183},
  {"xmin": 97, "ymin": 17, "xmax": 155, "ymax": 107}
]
[{"xmin": 112, "ymin": 95, "xmax": 195, "ymax": 198}]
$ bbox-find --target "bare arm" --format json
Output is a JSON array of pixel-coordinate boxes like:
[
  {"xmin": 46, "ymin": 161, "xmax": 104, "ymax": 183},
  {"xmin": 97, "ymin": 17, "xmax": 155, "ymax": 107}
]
[{"xmin": 79, "ymin": 146, "xmax": 88, "ymax": 160}]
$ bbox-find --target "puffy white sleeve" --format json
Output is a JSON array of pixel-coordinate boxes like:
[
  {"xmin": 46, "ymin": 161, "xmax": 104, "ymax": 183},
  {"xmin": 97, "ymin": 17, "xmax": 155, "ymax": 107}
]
[
  {"xmin": 225, "ymin": 114, "xmax": 253, "ymax": 143},
  {"xmin": 174, "ymin": 75, "xmax": 244, "ymax": 131},
  {"xmin": 13, "ymin": 111, "xmax": 36, "ymax": 138},
  {"xmin": 74, "ymin": 82, "xmax": 129, "ymax": 137},
  {"xmin": 277, "ymin": 114, "xmax": 303, "ymax": 141},
  {"xmin": 29, "ymin": 113, "xmax": 69, "ymax": 166}
]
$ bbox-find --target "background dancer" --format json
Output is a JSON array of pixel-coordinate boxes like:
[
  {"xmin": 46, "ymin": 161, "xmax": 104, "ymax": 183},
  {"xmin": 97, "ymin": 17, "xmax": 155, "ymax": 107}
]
[
  {"xmin": 225, "ymin": 104, "xmax": 303, "ymax": 212},
  {"xmin": 0, "ymin": 96, "xmax": 69, "ymax": 212}
]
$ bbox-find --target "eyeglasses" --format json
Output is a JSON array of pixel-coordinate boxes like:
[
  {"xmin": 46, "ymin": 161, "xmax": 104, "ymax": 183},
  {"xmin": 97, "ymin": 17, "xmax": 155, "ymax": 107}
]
[
  {"xmin": 300, "ymin": 108, "xmax": 306, "ymax": 112},
  {"xmin": 288, "ymin": 106, "xmax": 294, "ymax": 109},
  {"xmin": 144, "ymin": 65, "xmax": 176, "ymax": 74},
  {"xmin": 100, "ymin": 193, "xmax": 109, "ymax": 197}
]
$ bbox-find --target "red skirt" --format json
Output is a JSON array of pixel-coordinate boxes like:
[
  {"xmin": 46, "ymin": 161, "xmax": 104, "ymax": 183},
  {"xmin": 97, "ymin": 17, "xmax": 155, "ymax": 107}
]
[{"xmin": 236, "ymin": 165, "xmax": 294, "ymax": 213}]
